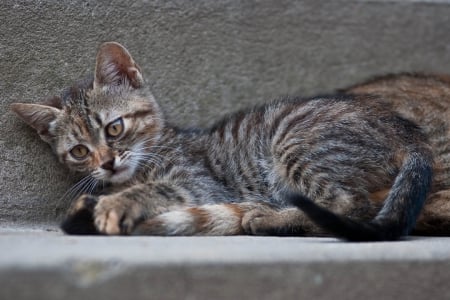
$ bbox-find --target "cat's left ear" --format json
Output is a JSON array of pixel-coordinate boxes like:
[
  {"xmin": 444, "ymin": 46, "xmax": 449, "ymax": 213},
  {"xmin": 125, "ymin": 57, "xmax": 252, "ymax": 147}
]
[
  {"xmin": 10, "ymin": 103, "xmax": 61, "ymax": 143},
  {"xmin": 94, "ymin": 42, "xmax": 144, "ymax": 91}
]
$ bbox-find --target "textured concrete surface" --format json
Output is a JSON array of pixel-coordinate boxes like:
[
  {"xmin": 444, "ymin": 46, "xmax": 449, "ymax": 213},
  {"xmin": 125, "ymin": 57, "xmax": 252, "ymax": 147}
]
[
  {"xmin": 1, "ymin": 229, "xmax": 450, "ymax": 300},
  {"xmin": 1, "ymin": 0, "xmax": 450, "ymax": 225}
]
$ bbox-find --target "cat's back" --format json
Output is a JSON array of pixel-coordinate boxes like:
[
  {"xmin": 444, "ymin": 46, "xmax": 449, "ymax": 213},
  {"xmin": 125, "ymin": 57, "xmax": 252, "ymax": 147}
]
[
  {"xmin": 207, "ymin": 95, "xmax": 406, "ymax": 147},
  {"xmin": 207, "ymin": 94, "xmax": 424, "ymax": 150},
  {"xmin": 202, "ymin": 95, "xmax": 426, "ymax": 198},
  {"xmin": 344, "ymin": 73, "xmax": 450, "ymax": 129}
]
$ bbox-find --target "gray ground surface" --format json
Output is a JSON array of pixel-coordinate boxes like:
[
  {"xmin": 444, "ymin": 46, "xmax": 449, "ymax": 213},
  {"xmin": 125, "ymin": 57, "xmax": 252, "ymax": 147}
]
[
  {"xmin": 1, "ymin": 228, "xmax": 450, "ymax": 300},
  {"xmin": 3, "ymin": 229, "xmax": 450, "ymax": 267}
]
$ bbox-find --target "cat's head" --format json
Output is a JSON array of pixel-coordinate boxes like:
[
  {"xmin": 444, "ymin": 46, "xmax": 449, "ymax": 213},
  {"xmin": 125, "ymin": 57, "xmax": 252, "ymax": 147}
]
[{"xmin": 11, "ymin": 42, "xmax": 163, "ymax": 184}]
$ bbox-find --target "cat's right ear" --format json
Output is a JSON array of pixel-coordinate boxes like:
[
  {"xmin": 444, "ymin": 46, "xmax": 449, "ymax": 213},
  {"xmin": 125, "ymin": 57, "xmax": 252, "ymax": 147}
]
[
  {"xmin": 94, "ymin": 42, "xmax": 144, "ymax": 92},
  {"xmin": 10, "ymin": 103, "xmax": 61, "ymax": 143}
]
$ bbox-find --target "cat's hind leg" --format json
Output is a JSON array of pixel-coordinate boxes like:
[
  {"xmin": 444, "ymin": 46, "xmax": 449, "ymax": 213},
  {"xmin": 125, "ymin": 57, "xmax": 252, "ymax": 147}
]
[
  {"xmin": 241, "ymin": 205, "xmax": 328, "ymax": 236},
  {"xmin": 414, "ymin": 190, "xmax": 450, "ymax": 235},
  {"xmin": 241, "ymin": 190, "xmax": 378, "ymax": 237}
]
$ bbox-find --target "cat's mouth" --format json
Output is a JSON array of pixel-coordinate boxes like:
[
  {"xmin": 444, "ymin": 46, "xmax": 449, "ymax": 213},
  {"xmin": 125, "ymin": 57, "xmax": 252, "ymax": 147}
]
[{"xmin": 101, "ymin": 165, "xmax": 136, "ymax": 183}]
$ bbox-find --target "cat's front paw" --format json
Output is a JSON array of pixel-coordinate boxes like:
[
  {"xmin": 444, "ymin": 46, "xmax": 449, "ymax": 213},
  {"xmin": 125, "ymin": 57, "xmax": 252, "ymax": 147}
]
[
  {"xmin": 94, "ymin": 196, "xmax": 145, "ymax": 235},
  {"xmin": 61, "ymin": 194, "xmax": 99, "ymax": 235}
]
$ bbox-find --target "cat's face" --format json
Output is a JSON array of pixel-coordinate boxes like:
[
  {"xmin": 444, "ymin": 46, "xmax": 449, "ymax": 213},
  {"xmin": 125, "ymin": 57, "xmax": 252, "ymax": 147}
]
[{"xmin": 11, "ymin": 42, "xmax": 163, "ymax": 183}]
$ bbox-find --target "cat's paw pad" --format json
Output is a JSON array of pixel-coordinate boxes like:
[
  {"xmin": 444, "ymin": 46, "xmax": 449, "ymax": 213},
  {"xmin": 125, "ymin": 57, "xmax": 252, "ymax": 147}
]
[
  {"xmin": 242, "ymin": 209, "xmax": 278, "ymax": 236},
  {"xmin": 94, "ymin": 196, "xmax": 144, "ymax": 235}
]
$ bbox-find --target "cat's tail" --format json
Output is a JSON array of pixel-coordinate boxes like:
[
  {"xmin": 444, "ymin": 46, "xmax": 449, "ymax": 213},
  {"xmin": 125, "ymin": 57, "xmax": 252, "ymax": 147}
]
[
  {"xmin": 131, "ymin": 202, "xmax": 268, "ymax": 236},
  {"xmin": 290, "ymin": 149, "xmax": 433, "ymax": 241}
]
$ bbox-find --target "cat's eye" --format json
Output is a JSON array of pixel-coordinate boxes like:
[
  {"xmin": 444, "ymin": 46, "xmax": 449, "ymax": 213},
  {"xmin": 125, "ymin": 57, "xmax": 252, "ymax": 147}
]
[
  {"xmin": 106, "ymin": 118, "xmax": 124, "ymax": 138},
  {"xmin": 70, "ymin": 145, "xmax": 89, "ymax": 160}
]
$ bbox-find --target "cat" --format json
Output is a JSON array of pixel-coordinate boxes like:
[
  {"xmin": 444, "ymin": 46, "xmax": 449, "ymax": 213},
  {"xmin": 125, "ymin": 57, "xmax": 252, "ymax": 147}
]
[{"xmin": 10, "ymin": 42, "xmax": 435, "ymax": 241}]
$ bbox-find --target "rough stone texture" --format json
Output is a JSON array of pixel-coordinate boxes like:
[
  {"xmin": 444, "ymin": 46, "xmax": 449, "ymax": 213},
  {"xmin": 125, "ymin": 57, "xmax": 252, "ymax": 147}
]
[
  {"xmin": 1, "ymin": 231, "xmax": 450, "ymax": 300},
  {"xmin": 1, "ymin": 0, "xmax": 450, "ymax": 224}
]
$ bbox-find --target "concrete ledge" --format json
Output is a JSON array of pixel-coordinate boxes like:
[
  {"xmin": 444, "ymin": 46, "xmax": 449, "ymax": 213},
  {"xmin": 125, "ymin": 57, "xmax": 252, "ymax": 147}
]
[
  {"xmin": 1, "ymin": 229, "xmax": 450, "ymax": 299},
  {"xmin": 6, "ymin": 262, "xmax": 449, "ymax": 300}
]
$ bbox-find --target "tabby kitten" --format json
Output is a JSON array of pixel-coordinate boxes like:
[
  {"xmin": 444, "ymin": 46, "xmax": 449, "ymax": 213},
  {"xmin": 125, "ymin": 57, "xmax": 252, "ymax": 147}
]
[{"xmin": 11, "ymin": 42, "xmax": 434, "ymax": 241}]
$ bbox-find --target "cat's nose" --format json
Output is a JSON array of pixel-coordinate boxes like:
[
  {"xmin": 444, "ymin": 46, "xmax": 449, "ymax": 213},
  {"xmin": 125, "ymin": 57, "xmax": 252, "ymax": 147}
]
[{"xmin": 101, "ymin": 159, "xmax": 115, "ymax": 171}]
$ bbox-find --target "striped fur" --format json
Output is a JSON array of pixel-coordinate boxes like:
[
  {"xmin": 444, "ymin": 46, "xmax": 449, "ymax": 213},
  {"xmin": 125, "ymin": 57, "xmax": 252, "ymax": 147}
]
[{"xmin": 11, "ymin": 42, "xmax": 442, "ymax": 241}]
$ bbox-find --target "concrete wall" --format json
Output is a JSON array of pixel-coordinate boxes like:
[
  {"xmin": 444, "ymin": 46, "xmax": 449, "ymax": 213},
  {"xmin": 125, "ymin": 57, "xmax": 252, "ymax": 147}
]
[{"xmin": 1, "ymin": 0, "xmax": 450, "ymax": 225}]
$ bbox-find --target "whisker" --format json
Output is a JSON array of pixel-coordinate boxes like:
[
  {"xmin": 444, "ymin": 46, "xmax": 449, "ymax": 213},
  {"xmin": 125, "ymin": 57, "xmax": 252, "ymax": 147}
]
[
  {"xmin": 86, "ymin": 178, "xmax": 98, "ymax": 196},
  {"xmin": 138, "ymin": 145, "xmax": 181, "ymax": 151},
  {"xmin": 60, "ymin": 175, "xmax": 95, "ymax": 205},
  {"xmin": 64, "ymin": 176, "xmax": 91, "ymax": 198}
]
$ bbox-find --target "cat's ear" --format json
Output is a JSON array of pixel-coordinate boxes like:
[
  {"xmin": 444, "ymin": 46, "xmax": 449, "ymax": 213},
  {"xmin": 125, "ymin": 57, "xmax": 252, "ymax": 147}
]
[
  {"xmin": 10, "ymin": 103, "xmax": 61, "ymax": 143},
  {"xmin": 94, "ymin": 42, "xmax": 143, "ymax": 91}
]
